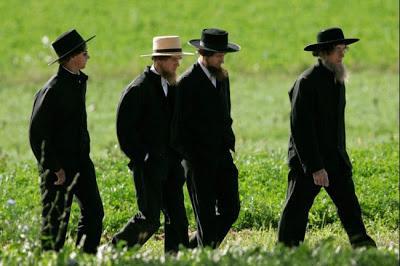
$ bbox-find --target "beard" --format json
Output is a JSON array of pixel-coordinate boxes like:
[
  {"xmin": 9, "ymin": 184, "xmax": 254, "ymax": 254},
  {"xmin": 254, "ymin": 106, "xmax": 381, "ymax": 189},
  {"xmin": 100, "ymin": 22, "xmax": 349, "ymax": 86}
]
[
  {"xmin": 207, "ymin": 65, "xmax": 228, "ymax": 81},
  {"xmin": 205, "ymin": 59, "xmax": 229, "ymax": 81},
  {"xmin": 158, "ymin": 68, "xmax": 177, "ymax": 85},
  {"xmin": 321, "ymin": 59, "xmax": 347, "ymax": 84}
]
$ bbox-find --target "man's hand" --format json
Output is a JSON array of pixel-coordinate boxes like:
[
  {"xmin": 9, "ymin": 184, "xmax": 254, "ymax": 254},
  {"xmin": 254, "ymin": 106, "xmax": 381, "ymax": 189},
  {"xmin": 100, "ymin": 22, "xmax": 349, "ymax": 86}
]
[
  {"xmin": 312, "ymin": 168, "xmax": 329, "ymax": 187},
  {"xmin": 54, "ymin": 168, "xmax": 66, "ymax": 185}
]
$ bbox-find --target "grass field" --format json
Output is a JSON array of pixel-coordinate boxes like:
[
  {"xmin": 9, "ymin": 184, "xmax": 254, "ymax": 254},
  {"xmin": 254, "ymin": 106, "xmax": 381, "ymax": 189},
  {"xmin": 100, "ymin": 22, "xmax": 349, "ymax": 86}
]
[{"xmin": 0, "ymin": 0, "xmax": 399, "ymax": 265}]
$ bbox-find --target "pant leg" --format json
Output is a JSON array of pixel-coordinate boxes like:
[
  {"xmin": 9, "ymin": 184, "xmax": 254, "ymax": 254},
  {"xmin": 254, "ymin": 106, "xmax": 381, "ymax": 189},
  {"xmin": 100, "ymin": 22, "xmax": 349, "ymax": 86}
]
[
  {"xmin": 214, "ymin": 152, "xmax": 240, "ymax": 247},
  {"xmin": 325, "ymin": 173, "xmax": 376, "ymax": 248},
  {"xmin": 163, "ymin": 157, "xmax": 189, "ymax": 253},
  {"xmin": 112, "ymin": 156, "xmax": 165, "ymax": 248},
  {"xmin": 40, "ymin": 169, "xmax": 74, "ymax": 251},
  {"xmin": 184, "ymin": 160, "xmax": 200, "ymax": 249},
  {"xmin": 73, "ymin": 159, "xmax": 104, "ymax": 254},
  {"xmin": 278, "ymin": 169, "xmax": 321, "ymax": 246},
  {"xmin": 186, "ymin": 159, "xmax": 219, "ymax": 248}
]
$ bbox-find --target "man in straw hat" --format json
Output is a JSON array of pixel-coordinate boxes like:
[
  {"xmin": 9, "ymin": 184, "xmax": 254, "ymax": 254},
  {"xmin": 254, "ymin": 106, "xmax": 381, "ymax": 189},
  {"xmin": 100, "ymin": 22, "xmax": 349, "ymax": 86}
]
[
  {"xmin": 171, "ymin": 28, "xmax": 241, "ymax": 248},
  {"xmin": 29, "ymin": 29, "xmax": 104, "ymax": 253},
  {"xmin": 278, "ymin": 27, "xmax": 376, "ymax": 248},
  {"xmin": 112, "ymin": 36, "xmax": 192, "ymax": 253}
]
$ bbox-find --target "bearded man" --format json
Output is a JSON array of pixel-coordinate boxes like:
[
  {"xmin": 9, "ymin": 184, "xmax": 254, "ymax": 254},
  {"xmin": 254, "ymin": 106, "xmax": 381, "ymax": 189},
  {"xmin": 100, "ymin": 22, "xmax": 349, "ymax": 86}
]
[
  {"xmin": 112, "ymin": 36, "xmax": 192, "ymax": 253},
  {"xmin": 171, "ymin": 28, "xmax": 241, "ymax": 248},
  {"xmin": 277, "ymin": 27, "xmax": 376, "ymax": 248}
]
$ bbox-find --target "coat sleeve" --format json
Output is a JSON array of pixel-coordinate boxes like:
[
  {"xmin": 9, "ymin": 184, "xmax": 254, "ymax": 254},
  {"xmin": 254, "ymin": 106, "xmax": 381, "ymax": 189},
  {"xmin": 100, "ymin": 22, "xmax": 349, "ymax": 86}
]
[
  {"xmin": 290, "ymin": 78, "xmax": 324, "ymax": 174},
  {"xmin": 116, "ymin": 85, "xmax": 146, "ymax": 164},
  {"xmin": 80, "ymin": 87, "xmax": 91, "ymax": 161},
  {"xmin": 29, "ymin": 89, "xmax": 62, "ymax": 172},
  {"xmin": 171, "ymin": 76, "xmax": 196, "ymax": 161},
  {"xmin": 224, "ymin": 78, "xmax": 235, "ymax": 152}
]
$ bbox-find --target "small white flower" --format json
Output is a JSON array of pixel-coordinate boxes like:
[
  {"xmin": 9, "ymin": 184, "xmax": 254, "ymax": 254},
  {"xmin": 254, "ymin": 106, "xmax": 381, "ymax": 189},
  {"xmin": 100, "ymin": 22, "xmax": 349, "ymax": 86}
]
[
  {"xmin": 7, "ymin": 199, "xmax": 16, "ymax": 206},
  {"xmin": 41, "ymin": 35, "xmax": 50, "ymax": 45}
]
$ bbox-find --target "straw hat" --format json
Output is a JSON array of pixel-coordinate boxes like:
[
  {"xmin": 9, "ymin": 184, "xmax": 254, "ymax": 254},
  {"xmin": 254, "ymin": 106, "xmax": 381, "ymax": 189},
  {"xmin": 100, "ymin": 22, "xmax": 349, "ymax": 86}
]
[{"xmin": 141, "ymin": 36, "xmax": 193, "ymax": 57}]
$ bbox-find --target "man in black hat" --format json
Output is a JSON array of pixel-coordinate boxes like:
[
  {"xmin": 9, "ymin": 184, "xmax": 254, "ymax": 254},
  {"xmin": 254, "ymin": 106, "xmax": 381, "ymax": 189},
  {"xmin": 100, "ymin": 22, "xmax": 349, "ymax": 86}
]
[
  {"xmin": 111, "ymin": 36, "xmax": 192, "ymax": 253},
  {"xmin": 277, "ymin": 27, "xmax": 376, "ymax": 248},
  {"xmin": 29, "ymin": 29, "xmax": 103, "ymax": 253},
  {"xmin": 171, "ymin": 28, "xmax": 241, "ymax": 248}
]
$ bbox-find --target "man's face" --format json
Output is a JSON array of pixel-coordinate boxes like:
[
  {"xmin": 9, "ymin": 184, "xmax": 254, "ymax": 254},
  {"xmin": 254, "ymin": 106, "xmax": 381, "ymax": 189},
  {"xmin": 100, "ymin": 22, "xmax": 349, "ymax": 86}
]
[
  {"xmin": 204, "ymin": 52, "xmax": 225, "ymax": 69},
  {"xmin": 158, "ymin": 56, "xmax": 181, "ymax": 76},
  {"xmin": 325, "ymin": 44, "xmax": 347, "ymax": 65},
  {"xmin": 71, "ymin": 50, "xmax": 90, "ymax": 70}
]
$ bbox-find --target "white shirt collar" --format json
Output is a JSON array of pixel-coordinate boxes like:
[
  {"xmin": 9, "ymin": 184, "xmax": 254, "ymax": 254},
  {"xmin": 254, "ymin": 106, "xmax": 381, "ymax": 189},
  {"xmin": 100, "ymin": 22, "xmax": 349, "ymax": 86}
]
[
  {"xmin": 198, "ymin": 58, "xmax": 216, "ymax": 87},
  {"xmin": 150, "ymin": 64, "xmax": 168, "ymax": 96}
]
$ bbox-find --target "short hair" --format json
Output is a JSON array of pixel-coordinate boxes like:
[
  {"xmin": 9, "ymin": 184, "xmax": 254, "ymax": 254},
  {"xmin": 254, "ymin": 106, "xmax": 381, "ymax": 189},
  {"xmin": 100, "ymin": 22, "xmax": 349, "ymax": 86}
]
[
  {"xmin": 312, "ymin": 44, "xmax": 336, "ymax": 57},
  {"xmin": 198, "ymin": 49, "xmax": 215, "ymax": 57},
  {"xmin": 59, "ymin": 44, "xmax": 87, "ymax": 65},
  {"xmin": 152, "ymin": 56, "xmax": 170, "ymax": 61}
]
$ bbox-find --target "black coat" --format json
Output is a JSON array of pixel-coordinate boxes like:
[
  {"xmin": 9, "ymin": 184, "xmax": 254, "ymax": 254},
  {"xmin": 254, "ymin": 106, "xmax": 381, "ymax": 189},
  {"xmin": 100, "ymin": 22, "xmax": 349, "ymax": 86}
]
[
  {"xmin": 116, "ymin": 67, "xmax": 177, "ymax": 167},
  {"xmin": 288, "ymin": 60, "xmax": 352, "ymax": 176},
  {"xmin": 29, "ymin": 66, "xmax": 90, "ymax": 172},
  {"xmin": 171, "ymin": 62, "xmax": 235, "ymax": 162}
]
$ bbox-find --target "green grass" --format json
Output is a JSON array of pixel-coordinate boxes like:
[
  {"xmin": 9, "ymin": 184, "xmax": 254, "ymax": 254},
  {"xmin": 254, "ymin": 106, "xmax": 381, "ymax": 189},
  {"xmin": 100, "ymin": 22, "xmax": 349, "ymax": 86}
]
[
  {"xmin": 0, "ymin": 0, "xmax": 399, "ymax": 265},
  {"xmin": 0, "ymin": 0, "xmax": 398, "ymax": 84}
]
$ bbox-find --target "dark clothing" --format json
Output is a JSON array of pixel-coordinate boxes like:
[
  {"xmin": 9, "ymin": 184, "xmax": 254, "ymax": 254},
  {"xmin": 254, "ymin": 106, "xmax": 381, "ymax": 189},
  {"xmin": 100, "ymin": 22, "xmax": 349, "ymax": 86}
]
[
  {"xmin": 171, "ymin": 62, "xmax": 235, "ymax": 162},
  {"xmin": 287, "ymin": 60, "xmax": 352, "ymax": 177},
  {"xmin": 40, "ymin": 159, "xmax": 103, "ymax": 253},
  {"xmin": 185, "ymin": 152, "xmax": 239, "ymax": 248},
  {"xmin": 171, "ymin": 62, "xmax": 240, "ymax": 248},
  {"xmin": 116, "ymin": 67, "xmax": 180, "ymax": 166},
  {"xmin": 278, "ymin": 169, "xmax": 375, "ymax": 247},
  {"xmin": 29, "ymin": 66, "xmax": 104, "ymax": 253},
  {"xmin": 112, "ymin": 67, "xmax": 189, "ymax": 253},
  {"xmin": 278, "ymin": 60, "xmax": 375, "ymax": 248},
  {"xmin": 30, "ymin": 67, "xmax": 91, "ymax": 172}
]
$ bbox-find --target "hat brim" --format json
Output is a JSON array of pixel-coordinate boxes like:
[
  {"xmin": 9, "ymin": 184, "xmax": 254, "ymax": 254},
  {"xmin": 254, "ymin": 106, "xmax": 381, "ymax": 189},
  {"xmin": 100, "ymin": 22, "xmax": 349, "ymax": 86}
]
[
  {"xmin": 140, "ymin": 51, "xmax": 194, "ymax": 57},
  {"xmin": 304, "ymin": 38, "xmax": 359, "ymax": 51},
  {"xmin": 48, "ymin": 35, "xmax": 96, "ymax": 65},
  {"xmin": 188, "ymin": 39, "xmax": 241, "ymax": 53}
]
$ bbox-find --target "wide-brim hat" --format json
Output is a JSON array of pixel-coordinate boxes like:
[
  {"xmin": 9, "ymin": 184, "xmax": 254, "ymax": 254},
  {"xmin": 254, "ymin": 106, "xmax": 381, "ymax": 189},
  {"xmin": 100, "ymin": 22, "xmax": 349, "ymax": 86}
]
[
  {"xmin": 304, "ymin": 27, "xmax": 359, "ymax": 51},
  {"xmin": 48, "ymin": 29, "xmax": 95, "ymax": 65},
  {"xmin": 189, "ymin": 28, "xmax": 240, "ymax": 53},
  {"xmin": 141, "ymin": 36, "xmax": 193, "ymax": 57}
]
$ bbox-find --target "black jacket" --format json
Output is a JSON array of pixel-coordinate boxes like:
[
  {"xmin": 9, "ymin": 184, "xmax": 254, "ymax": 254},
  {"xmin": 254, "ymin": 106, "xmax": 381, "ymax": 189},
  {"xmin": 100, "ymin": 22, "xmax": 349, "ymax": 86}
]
[
  {"xmin": 116, "ymin": 67, "xmax": 177, "ymax": 167},
  {"xmin": 288, "ymin": 60, "xmax": 352, "ymax": 176},
  {"xmin": 29, "ymin": 66, "xmax": 90, "ymax": 172},
  {"xmin": 171, "ymin": 62, "xmax": 235, "ymax": 162}
]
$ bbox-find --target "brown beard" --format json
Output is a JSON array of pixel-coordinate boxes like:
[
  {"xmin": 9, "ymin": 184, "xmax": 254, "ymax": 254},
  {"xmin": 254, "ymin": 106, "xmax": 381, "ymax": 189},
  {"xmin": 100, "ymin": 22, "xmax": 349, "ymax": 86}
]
[
  {"xmin": 321, "ymin": 60, "xmax": 347, "ymax": 84},
  {"xmin": 207, "ymin": 65, "xmax": 228, "ymax": 81},
  {"xmin": 158, "ymin": 68, "xmax": 177, "ymax": 85}
]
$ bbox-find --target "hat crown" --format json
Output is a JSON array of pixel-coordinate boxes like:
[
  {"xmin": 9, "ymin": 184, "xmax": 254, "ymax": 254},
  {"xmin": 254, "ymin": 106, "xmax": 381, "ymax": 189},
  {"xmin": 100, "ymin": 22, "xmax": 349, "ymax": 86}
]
[
  {"xmin": 200, "ymin": 28, "xmax": 228, "ymax": 51},
  {"xmin": 52, "ymin": 29, "xmax": 85, "ymax": 58},
  {"xmin": 152, "ymin": 36, "xmax": 182, "ymax": 53},
  {"xmin": 317, "ymin": 27, "xmax": 345, "ymax": 43}
]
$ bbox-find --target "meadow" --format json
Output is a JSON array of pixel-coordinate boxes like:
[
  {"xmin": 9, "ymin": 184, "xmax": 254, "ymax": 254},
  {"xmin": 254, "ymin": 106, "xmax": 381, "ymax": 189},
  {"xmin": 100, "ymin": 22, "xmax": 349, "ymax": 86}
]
[{"xmin": 0, "ymin": 0, "xmax": 399, "ymax": 265}]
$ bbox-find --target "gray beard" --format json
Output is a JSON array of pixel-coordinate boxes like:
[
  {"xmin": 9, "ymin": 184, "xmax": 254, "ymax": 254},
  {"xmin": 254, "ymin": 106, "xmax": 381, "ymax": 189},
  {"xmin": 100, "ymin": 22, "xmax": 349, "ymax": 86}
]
[{"xmin": 321, "ymin": 60, "xmax": 347, "ymax": 84}]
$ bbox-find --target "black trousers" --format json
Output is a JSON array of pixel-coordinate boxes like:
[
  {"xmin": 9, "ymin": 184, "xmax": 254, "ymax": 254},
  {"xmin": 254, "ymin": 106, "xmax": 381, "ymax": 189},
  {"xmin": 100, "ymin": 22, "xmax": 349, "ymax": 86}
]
[
  {"xmin": 112, "ymin": 154, "xmax": 189, "ymax": 253},
  {"xmin": 186, "ymin": 151, "xmax": 240, "ymax": 248},
  {"xmin": 278, "ymin": 169, "xmax": 376, "ymax": 248},
  {"xmin": 40, "ymin": 159, "xmax": 104, "ymax": 254}
]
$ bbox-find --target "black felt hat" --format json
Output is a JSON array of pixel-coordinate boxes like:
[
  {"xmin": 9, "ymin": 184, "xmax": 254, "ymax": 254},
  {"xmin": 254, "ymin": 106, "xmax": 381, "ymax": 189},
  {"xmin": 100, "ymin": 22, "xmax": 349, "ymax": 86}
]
[
  {"xmin": 49, "ymin": 29, "xmax": 95, "ymax": 65},
  {"xmin": 189, "ymin": 28, "xmax": 240, "ymax": 53},
  {"xmin": 304, "ymin": 27, "xmax": 359, "ymax": 51}
]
